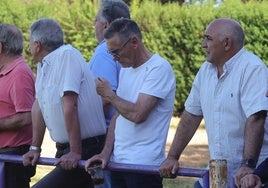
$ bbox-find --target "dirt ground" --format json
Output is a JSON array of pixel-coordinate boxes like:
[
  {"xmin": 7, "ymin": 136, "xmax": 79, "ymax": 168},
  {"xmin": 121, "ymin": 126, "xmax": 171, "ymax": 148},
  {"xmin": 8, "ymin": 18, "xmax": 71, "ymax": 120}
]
[{"xmin": 166, "ymin": 127, "xmax": 209, "ymax": 168}]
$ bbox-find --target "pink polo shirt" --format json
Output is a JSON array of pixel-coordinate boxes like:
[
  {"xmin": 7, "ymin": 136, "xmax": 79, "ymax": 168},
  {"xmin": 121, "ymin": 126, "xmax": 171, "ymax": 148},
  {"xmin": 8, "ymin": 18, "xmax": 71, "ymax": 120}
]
[{"xmin": 0, "ymin": 56, "xmax": 35, "ymax": 148}]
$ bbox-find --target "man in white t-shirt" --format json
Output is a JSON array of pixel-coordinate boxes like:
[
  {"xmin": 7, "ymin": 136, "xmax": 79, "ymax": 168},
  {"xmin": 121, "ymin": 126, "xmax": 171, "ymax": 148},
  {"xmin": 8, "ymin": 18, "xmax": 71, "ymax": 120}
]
[
  {"xmin": 85, "ymin": 18, "xmax": 176, "ymax": 188},
  {"xmin": 159, "ymin": 18, "xmax": 268, "ymax": 188}
]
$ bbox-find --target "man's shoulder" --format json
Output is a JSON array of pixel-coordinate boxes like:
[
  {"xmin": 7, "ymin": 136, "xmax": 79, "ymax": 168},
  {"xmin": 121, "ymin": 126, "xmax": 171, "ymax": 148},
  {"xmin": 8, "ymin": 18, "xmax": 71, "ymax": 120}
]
[
  {"xmin": 56, "ymin": 44, "xmax": 82, "ymax": 56},
  {"xmin": 10, "ymin": 58, "xmax": 34, "ymax": 77}
]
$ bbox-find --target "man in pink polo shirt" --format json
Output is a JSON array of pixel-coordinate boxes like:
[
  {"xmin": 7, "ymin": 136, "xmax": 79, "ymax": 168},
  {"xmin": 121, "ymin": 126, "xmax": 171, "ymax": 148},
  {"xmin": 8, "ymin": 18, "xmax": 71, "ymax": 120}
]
[{"xmin": 0, "ymin": 24, "xmax": 36, "ymax": 188}]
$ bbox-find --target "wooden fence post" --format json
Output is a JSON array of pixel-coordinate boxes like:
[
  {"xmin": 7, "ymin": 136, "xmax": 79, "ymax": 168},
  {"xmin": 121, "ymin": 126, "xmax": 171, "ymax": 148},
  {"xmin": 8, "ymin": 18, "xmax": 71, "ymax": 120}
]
[{"xmin": 209, "ymin": 159, "xmax": 227, "ymax": 188}]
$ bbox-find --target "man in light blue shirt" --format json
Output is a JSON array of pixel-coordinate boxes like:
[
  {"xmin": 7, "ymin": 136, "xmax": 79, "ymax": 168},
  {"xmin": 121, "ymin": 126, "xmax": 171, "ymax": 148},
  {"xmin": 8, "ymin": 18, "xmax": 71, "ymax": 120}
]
[
  {"xmin": 88, "ymin": 1, "xmax": 130, "ymax": 187},
  {"xmin": 88, "ymin": 0, "xmax": 130, "ymax": 127}
]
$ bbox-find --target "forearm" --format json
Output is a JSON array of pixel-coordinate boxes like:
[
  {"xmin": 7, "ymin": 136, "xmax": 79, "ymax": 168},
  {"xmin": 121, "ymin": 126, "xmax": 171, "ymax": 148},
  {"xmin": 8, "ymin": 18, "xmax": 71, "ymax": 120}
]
[
  {"xmin": 62, "ymin": 92, "xmax": 82, "ymax": 154},
  {"xmin": 108, "ymin": 93, "xmax": 137, "ymax": 121},
  {"xmin": 168, "ymin": 110, "xmax": 202, "ymax": 160},
  {"xmin": 101, "ymin": 112, "xmax": 117, "ymax": 158},
  {"xmin": 31, "ymin": 100, "xmax": 46, "ymax": 148},
  {"xmin": 102, "ymin": 98, "xmax": 111, "ymax": 116},
  {"xmin": 65, "ymin": 113, "xmax": 82, "ymax": 154},
  {"xmin": 243, "ymin": 111, "xmax": 266, "ymax": 162},
  {"xmin": 96, "ymin": 78, "xmax": 157, "ymax": 123},
  {"xmin": 107, "ymin": 92, "xmax": 157, "ymax": 123},
  {"xmin": 0, "ymin": 112, "xmax": 31, "ymax": 131}
]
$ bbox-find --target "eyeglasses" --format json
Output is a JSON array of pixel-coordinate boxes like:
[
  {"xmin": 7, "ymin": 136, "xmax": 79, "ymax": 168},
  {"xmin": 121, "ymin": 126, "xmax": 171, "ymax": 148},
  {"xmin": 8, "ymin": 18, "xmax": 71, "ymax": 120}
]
[{"xmin": 108, "ymin": 38, "xmax": 131, "ymax": 59}]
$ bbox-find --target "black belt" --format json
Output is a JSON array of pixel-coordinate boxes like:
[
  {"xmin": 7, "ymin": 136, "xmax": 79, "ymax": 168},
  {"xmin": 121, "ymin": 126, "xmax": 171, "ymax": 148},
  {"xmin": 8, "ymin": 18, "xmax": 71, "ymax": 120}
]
[
  {"xmin": 56, "ymin": 134, "xmax": 106, "ymax": 150},
  {"xmin": 0, "ymin": 145, "xmax": 30, "ymax": 154}
]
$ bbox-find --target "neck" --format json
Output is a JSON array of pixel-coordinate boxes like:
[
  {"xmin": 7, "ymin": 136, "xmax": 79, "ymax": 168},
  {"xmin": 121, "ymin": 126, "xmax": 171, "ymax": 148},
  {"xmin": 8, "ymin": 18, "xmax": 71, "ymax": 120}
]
[
  {"xmin": 133, "ymin": 48, "xmax": 153, "ymax": 68},
  {"xmin": 0, "ymin": 55, "xmax": 20, "ymax": 72}
]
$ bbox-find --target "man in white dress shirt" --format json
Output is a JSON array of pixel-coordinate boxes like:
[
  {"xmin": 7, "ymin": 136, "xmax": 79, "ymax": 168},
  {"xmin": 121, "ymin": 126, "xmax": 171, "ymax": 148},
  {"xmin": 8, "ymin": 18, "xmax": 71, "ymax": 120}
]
[
  {"xmin": 23, "ymin": 18, "xmax": 106, "ymax": 188},
  {"xmin": 159, "ymin": 18, "xmax": 268, "ymax": 188}
]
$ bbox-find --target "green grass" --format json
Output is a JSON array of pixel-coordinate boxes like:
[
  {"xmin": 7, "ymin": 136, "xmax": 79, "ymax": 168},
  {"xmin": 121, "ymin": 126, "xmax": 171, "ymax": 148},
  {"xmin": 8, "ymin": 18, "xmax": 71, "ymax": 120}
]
[{"xmin": 163, "ymin": 177, "xmax": 198, "ymax": 188}]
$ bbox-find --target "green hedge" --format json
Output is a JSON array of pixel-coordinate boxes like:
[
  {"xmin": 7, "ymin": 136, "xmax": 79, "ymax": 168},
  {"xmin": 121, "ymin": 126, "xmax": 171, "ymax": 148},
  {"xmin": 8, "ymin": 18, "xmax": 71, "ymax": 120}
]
[{"xmin": 1, "ymin": 0, "xmax": 267, "ymax": 115}]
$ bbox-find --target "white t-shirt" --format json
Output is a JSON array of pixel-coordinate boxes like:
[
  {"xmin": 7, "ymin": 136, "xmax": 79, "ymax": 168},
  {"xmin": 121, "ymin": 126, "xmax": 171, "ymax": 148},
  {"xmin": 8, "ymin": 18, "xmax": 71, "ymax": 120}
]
[
  {"xmin": 36, "ymin": 44, "xmax": 106, "ymax": 143},
  {"xmin": 111, "ymin": 54, "xmax": 176, "ymax": 165},
  {"xmin": 185, "ymin": 48, "xmax": 268, "ymax": 186}
]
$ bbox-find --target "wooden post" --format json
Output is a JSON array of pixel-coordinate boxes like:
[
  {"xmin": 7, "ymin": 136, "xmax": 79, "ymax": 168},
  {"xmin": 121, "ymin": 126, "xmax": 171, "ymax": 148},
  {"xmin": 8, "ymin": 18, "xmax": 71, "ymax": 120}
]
[{"xmin": 209, "ymin": 159, "xmax": 227, "ymax": 188}]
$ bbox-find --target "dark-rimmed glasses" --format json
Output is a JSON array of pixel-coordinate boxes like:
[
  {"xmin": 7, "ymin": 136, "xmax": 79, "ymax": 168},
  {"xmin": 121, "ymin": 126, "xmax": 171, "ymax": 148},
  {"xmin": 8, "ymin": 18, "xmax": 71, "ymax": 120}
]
[{"xmin": 108, "ymin": 38, "xmax": 131, "ymax": 59}]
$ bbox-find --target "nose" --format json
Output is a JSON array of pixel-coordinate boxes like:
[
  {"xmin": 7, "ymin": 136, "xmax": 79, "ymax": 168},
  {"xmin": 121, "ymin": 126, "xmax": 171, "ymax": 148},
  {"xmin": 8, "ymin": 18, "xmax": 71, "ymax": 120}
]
[
  {"xmin": 201, "ymin": 39, "xmax": 207, "ymax": 48},
  {"xmin": 93, "ymin": 19, "xmax": 97, "ymax": 27}
]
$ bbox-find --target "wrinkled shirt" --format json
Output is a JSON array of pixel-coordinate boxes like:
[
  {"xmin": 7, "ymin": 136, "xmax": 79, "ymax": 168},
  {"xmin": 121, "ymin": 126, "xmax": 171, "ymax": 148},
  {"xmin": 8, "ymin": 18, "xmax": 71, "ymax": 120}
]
[
  {"xmin": 185, "ymin": 48, "xmax": 268, "ymax": 185},
  {"xmin": 112, "ymin": 54, "xmax": 176, "ymax": 165},
  {"xmin": 36, "ymin": 45, "xmax": 106, "ymax": 143}
]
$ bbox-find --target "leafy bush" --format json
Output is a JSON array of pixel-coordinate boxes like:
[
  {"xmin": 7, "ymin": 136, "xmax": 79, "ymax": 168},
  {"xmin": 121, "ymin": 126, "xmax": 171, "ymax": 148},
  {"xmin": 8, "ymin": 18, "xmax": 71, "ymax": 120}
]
[{"xmin": 1, "ymin": 0, "xmax": 267, "ymax": 115}]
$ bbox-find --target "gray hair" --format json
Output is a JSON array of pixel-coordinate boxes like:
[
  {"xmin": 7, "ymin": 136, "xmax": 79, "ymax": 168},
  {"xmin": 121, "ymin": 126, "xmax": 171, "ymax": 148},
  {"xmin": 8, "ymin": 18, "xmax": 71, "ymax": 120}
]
[
  {"xmin": 30, "ymin": 18, "xmax": 64, "ymax": 52},
  {"xmin": 100, "ymin": 0, "xmax": 130, "ymax": 24},
  {"xmin": 0, "ymin": 24, "xmax": 23, "ymax": 56},
  {"xmin": 104, "ymin": 18, "xmax": 142, "ymax": 41},
  {"xmin": 214, "ymin": 18, "xmax": 245, "ymax": 49}
]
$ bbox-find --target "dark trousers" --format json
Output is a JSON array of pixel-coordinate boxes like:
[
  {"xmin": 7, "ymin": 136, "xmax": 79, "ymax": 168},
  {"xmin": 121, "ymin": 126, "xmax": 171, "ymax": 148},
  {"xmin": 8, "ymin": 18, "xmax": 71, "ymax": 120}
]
[
  {"xmin": 0, "ymin": 145, "xmax": 36, "ymax": 188},
  {"xmin": 110, "ymin": 171, "xmax": 163, "ymax": 188},
  {"xmin": 32, "ymin": 135, "xmax": 106, "ymax": 188},
  {"xmin": 194, "ymin": 180, "xmax": 203, "ymax": 188}
]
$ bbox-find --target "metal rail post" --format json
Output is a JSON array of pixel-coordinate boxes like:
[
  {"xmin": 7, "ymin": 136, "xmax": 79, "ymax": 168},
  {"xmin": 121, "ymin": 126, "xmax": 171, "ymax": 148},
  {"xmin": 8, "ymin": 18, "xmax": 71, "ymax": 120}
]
[{"xmin": 0, "ymin": 162, "xmax": 5, "ymax": 188}]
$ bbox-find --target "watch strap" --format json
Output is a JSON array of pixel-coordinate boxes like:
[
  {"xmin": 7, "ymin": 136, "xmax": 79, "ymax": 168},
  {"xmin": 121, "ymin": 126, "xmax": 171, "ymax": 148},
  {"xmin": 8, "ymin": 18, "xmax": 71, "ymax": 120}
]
[
  {"xmin": 29, "ymin": 145, "xmax": 42, "ymax": 152},
  {"xmin": 241, "ymin": 159, "xmax": 257, "ymax": 168}
]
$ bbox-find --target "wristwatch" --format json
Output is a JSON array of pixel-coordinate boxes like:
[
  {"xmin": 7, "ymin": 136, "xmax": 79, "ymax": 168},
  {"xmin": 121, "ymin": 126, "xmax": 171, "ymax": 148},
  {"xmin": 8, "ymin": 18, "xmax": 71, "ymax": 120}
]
[
  {"xmin": 241, "ymin": 159, "xmax": 257, "ymax": 168},
  {"xmin": 29, "ymin": 145, "xmax": 42, "ymax": 152}
]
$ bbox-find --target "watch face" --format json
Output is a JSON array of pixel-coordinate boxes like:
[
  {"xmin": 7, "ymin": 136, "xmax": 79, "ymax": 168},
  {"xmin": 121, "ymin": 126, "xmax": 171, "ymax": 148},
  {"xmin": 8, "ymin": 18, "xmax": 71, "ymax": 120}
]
[
  {"xmin": 247, "ymin": 159, "xmax": 255, "ymax": 165},
  {"xmin": 245, "ymin": 159, "xmax": 256, "ymax": 168}
]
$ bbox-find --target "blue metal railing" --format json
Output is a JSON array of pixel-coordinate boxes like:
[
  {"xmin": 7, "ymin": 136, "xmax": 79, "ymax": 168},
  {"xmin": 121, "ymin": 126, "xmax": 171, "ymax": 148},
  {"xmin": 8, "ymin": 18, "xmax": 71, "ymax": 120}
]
[{"xmin": 0, "ymin": 154, "xmax": 209, "ymax": 188}]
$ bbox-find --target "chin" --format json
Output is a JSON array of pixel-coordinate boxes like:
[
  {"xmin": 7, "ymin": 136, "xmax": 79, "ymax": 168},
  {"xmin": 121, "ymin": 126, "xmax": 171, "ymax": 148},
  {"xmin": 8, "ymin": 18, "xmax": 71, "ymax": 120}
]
[{"xmin": 205, "ymin": 56, "xmax": 212, "ymax": 62}]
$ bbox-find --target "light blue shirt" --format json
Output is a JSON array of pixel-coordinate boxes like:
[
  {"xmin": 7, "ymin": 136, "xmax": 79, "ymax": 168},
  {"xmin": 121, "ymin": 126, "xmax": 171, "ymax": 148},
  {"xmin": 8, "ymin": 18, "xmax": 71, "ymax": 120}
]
[{"xmin": 88, "ymin": 40, "xmax": 121, "ymax": 126}]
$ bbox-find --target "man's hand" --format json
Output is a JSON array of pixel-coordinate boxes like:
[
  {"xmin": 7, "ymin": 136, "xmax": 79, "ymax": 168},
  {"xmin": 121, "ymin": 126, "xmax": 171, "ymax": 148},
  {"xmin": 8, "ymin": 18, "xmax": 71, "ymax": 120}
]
[
  {"xmin": 159, "ymin": 157, "xmax": 179, "ymax": 178},
  {"xmin": 95, "ymin": 77, "xmax": 115, "ymax": 101},
  {"xmin": 54, "ymin": 151, "xmax": 81, "ymax": 170},
  {"xmin": 240, "ymin": 174, "xmax": 262, "ymax": 188},
  {"xmin": 235, "ymin": 166, "xmax": 254, "ymax": 187},
  {"xmin": 85, "ymin": 153, "xmax": 108, "ymax": 172},
  {"xmin": 23, "ymin": 150, "xmax": 41, "ymax": 166}
]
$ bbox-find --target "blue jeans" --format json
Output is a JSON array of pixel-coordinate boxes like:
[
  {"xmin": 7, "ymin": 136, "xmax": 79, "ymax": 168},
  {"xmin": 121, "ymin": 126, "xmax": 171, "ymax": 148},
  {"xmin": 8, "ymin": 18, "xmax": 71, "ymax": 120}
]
[
  {"xmin": 32, "ymin": 135, "xmax": 105, "ymax": 188},
  {"xmin": 110, "ymin": 171, "xmax": 163, "ymax": 188}
]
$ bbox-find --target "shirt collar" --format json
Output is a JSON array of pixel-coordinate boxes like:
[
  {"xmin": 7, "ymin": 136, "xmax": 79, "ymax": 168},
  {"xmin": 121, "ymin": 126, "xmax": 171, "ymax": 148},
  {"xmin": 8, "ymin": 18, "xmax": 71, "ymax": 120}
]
[
  {"xmin": 223, "ymin": 48, "xmax": 245, "ymax": 73},
  {"xmin": 0, "ymin": 56, "xmax": 25, "ymax": 76},
  {"xmin": 41, "ymin": 44, "xmax": 65, "ymax": 66}
]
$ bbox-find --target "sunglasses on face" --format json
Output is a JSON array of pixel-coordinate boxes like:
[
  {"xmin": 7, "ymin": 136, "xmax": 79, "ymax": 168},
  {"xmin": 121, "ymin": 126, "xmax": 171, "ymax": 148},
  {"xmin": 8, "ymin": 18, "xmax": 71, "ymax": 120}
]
[{"xmin": 108, "ymin": 38, "xmax": 131, "ymax": 59}]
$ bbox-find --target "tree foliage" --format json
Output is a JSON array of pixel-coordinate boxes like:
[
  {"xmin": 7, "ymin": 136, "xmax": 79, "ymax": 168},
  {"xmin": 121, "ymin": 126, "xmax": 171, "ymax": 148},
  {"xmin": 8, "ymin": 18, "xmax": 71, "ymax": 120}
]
[{"xmin": 1, "ymin": 0, "xmax": 267, "ymax": 115}]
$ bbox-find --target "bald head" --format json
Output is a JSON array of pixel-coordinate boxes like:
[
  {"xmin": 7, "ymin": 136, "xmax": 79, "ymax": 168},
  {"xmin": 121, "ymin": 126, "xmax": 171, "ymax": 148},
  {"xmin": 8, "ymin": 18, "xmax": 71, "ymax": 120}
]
[{"xmin": 207, "ymin": 18, "xmax": 245, "ymax": 50}]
